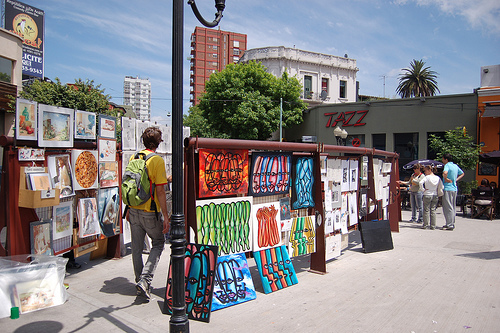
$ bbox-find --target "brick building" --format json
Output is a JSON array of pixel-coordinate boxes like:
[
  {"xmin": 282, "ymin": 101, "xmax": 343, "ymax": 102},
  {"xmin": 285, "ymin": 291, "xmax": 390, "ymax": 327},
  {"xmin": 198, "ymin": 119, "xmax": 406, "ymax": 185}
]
[{"xmin": 190, "ymin": 27, "xmax": 247, "ymax": 105}]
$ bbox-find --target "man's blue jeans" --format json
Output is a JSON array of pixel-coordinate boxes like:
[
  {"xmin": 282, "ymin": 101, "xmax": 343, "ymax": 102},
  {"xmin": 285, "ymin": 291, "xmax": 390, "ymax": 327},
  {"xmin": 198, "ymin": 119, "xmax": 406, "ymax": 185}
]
[
  {"xmin": 410, "ymin": 191, "xmax": 423, "ymax": 222},
  {"xmin": 129, "ymin": 208, "xmax": 165, "ymax": 285}
]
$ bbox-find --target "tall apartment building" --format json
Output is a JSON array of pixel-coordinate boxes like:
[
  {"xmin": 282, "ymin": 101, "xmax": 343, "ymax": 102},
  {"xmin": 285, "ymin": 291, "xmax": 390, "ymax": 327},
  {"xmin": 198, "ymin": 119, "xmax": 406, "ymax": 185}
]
[
  {"xmin": 190, "ymin": 27, "xmax": 247, "ymax": 105},
  {"xmin": 123, "ymin": 76, "xmax": 151, "ymax": 121}
]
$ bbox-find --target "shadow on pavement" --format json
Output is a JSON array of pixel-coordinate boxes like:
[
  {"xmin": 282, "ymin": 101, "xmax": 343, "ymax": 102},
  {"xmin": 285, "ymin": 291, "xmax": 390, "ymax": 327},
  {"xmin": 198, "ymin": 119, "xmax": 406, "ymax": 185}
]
[
  {"xmin": 100, "ymin": 277, "xmax": 137, "ymax": 297},
  {"xmin": 14, "ymin": 321, "xmax": 63, "ymax": 333},
  {"xmin": 456, "ymin": 250, "xmax": 500, "ymax": 260}
]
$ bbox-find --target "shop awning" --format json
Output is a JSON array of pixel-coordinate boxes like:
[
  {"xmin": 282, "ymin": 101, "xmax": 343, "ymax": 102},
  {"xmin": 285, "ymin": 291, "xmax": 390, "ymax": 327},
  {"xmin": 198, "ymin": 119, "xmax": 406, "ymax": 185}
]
[{"xmin": 482, "ymin": 105, "xmax": 500, "ymax": 118}]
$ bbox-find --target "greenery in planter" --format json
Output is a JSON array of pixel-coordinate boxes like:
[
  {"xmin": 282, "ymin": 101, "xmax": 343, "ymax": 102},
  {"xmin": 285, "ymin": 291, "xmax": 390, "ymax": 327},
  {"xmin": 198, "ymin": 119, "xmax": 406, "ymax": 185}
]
[{"xmin": 458, "ymin": 180, "xmax": 478, "ymax": 195}]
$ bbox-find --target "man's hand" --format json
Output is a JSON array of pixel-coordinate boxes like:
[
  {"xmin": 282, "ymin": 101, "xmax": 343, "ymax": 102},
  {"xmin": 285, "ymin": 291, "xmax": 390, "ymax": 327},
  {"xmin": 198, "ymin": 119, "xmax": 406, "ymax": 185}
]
[{"xmin": 163, "ymin": 214, "xmax": 170, "ymax": 234}]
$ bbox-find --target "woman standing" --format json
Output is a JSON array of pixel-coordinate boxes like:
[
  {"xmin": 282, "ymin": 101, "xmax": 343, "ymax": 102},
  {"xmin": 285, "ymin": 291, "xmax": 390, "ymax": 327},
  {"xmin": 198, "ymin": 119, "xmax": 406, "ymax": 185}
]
[
  {"xmin": 419, "ymin": 165, "xmax": 441, "ymax": 229},
  {"xmin": 420, "ymin": 165, "xmax": 441, "ymax": 230},
  {"xmin": 398, "ymin": 164, "xmax": 425, "ymax": 223}
]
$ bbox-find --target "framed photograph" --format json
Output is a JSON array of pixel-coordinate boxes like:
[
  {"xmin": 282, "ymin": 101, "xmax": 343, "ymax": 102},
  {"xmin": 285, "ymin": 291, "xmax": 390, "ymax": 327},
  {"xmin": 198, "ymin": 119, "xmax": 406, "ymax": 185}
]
[
  {"xmin": 18, "ymin": 148, "xmax": 45, "ymax": 161},
  {"xmin": 28, "ymin": 172, "xmax": 52, "ymax": 191},
  {"xmin": 98, "ymin": 138, "xmax": 117, "ymax": 162},
  {"xmin": 75, "ymin": 110, "xmax": 96, "ymax": 140},
  {"xmin": 52, "ymin": 201, "xmax": 73, "ymax": 240},
  {"xmin": 72, "ymin": 150, "xmax": 99, "ymax": 190},
  {"xmin": 38, "ymin": 104, "xmax": 74, "ymax": 148},
  {"xmin": 30, "ymin": 220, "xmax": 53, "ymax": 256},
  {"xmin": 121, "ymin": 117, "xmax": 136, "ymax": 151},
  {"xmin": 98, "ymin": 187, "xmax": 120, "ymax": 237},
  {"xmin": 47, "ymin": 154, "xmax": 74, "ymax": 198},
  {"xmin": 156, "ymin": 124, "xmax": 171, "ymax": 154},
  {"xmin": 99, "ymin": 162, "xmax": 119, "ymax": 188},
  {"xmin": 122, "ymin": 151, "xmax": 134, "ymax": 176},
  {"xmin": 16, "ymin": 98, "xmax": 37, "ymax": 140},
  {"xmin": 136, "ymin": 120, "xmax": 150, "ymax": 151},
  {"xmin": 98, "ymin": 114, "xmax": 116, "ymax": 139},
  {"xmin": 77, "ymin": 198, "xmax": 100, "ymax": 238}
]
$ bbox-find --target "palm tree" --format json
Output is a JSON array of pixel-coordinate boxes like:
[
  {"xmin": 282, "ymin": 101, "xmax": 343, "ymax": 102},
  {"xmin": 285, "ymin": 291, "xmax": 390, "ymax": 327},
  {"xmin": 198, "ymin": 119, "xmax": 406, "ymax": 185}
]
[{"xmin": 396, "ymin": 59, "xmax": 440, "ymax": 98}]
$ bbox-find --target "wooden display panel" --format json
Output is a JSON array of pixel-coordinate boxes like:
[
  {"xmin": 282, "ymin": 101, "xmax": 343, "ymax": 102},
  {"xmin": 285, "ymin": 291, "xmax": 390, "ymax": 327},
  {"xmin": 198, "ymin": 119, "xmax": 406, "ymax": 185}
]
[
  {"xmin": 73, "ymin": 229, "xmax": 98, "ymax": 258},
  {"xmin": 19, "ymin": 167, "xmax": 60, "ymax": 208}
]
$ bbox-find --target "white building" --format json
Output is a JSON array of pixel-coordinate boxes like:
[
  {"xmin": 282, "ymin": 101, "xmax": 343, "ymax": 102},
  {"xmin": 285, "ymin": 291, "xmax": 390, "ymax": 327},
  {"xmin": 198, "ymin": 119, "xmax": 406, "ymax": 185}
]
[
  {"xmin": 123, "ymin": 76, "xmax": 151, "ymax": 121},
  {"xmin": 239, "ymin": 46, "xmax": 358, "ymax": 104}
]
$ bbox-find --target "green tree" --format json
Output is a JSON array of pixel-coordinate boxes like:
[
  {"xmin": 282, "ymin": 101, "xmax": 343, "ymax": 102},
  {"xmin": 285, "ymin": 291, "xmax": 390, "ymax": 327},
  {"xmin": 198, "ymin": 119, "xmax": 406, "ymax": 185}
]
[
  {"xmin": 396, "ymin": 59, "xmax": 440, "ymax": 98},
  {"xmin": 428, "ymin": 127, "xmax": 481, "ymax": 171},
  {"xmin": 183, "ymin": 105, "xmax": 222, "ymax": 138},
  {"xmin": 19, "ymin": 78, "xmax": 111, "ymax": 114},
  {"xmin": 17, "ymin": 78, "xmax": 123, "ymax": 141},
  {"xmin": 196, "ymin": 61, "xmax": 307, "ymax": 140}
]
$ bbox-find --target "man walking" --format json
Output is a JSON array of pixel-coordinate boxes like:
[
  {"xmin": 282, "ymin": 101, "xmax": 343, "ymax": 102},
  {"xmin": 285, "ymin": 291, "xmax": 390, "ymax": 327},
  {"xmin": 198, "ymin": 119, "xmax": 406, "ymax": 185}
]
[
  {"xmin": 127, "ymin": 127, "xmax": 171, "ymax": 299},
  {"xmin": 441, "ymin": 153, "xmax": 464, "ymax": 230}
]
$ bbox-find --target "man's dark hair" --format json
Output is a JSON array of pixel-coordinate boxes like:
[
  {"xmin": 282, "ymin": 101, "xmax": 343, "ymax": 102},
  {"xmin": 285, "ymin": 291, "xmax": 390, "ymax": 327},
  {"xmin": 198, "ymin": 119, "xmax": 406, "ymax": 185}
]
[
  {"xmin": 442, "ymin": 153, "xmax": 453, "ymax": 162},
  {"xmin": 141, "ymin": 127, "xmax": 162, "ymax": 150}
]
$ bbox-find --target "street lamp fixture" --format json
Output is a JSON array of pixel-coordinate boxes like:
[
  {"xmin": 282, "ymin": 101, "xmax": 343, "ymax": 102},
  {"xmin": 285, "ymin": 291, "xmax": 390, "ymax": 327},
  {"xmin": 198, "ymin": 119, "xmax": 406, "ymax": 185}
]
[
  {"xmin": 169, "ymin": 1, "xmax": 226, "ymax": 332},
  {"xmin": 334, "ymin": 126, "xmax": 348, "ymax": 145}
]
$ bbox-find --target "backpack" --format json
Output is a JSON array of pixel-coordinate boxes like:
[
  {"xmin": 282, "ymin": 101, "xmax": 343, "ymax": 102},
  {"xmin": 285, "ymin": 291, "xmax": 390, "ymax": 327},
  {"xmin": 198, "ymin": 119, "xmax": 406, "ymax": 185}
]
[{"xmin": 122, "ymin": 152, "xmax": 159, "ymax": 217}]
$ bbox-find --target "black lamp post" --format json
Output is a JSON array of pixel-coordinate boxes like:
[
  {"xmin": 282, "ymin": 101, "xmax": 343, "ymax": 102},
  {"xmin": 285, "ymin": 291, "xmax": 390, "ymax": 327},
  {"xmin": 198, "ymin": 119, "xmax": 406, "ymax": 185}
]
[
  {"xmin": 333, "ymin": 125, "xmax": 348, "ymax": 146},
  {"xmin": 169, "ymin": 1, "xmax": 225, "ymax": 332}
]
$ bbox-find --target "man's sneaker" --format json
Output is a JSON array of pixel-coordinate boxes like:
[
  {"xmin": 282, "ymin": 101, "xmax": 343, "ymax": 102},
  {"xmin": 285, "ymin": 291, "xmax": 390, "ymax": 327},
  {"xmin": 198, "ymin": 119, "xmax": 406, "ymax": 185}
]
[
  {"xmin": 441, "ymin": 225, "xmax": 455, "ymax": 231},
  {"xmin": 136, "ymin": 279, "xmax": 151, "ymax": 300}
]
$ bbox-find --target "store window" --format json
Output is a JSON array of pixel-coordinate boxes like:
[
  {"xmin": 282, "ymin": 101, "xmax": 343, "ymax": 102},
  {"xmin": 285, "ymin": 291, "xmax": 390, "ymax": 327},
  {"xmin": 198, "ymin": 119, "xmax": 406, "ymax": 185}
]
[
  {"xmin": 372, "ymin": 134, "xmax": 386, "ymax": 151},
  {"xmin": 0, "ymin": 56, "xmax": 13, "ymax": 83},
  {"xmin": 394, "ymin": 133, "xmax": 419, "ymax": 174},
  {"xmin": 321, "ymin": 78, "xmax": 328, "ymax": 94},
  {"xmin": 304, "ymin": 75, "xmax": 312, "ymax": 98},
  {"xmin": 339, "ymin": 80, "xmax": 347, "ymax": 98},
  {"xmin": 346, "ymin": 134, "xmax": 365, "ymax": 148}
]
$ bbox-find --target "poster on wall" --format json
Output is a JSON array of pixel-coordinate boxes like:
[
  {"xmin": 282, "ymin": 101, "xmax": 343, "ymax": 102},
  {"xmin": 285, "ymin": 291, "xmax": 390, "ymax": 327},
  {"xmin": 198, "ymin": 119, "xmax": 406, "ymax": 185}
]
[
  {"xmin": 52, "ymin": 201, "xmax": 73, "ymax": 240},
  {"xmin": 72, "ymin": 150, "xmax": 98, "ymax": 190},
  {"xmin": 135, "ymin": 120, "xmax": 150, "ymax": 151},
  {"xmin": 211, "ymin": 253, "xmax": 257, "ymax": 311},
  {"xmin": 249, "ymin": 152, "xmax": 292, "ymax": 197},
  {"xmin": 349, "ymin": 159, "xmax": 359, "ymax": 191},
  {"xmin": 99, "ymin": 162, "xmax": 119, "ymax": 188},
  {"xmin": 252, "ymin": 202, "xmax": 282, "ymax": 252},
  {"xmin": 253, "ymin": 245, "xmax": 298, "ymax": 294},
  {"xmin": 77, "ymin": 198, "xmax": 100, "ymax": 238},
  {"xmin": 4, "ymin": 1, "xmax": 45, "ymax": 78},
  {"xmin": 198, "ymin": 149, "xmax": 249, "ymax": 198},
  {"xmin": 288, "ymin": 216, "xmax": 316, "ymax": 258},
  {"xmin": 98, "ymin": 138, "xmax": 117, "ymax": 162},
  {"xmin": 98, "ymin": 114, "xmax": 116, "ymax": 139},
  {"xmin": 156, "ymin": 124, "xmax": 171, "ymax": 154},
  {"xmin": 75, "ymin": 110, "xmax": 96, "ymax": 140},
  {"xmin": 38, "ymin": 104, "xmax": 74, "ymax": 148},
  {"xmin": 47, "ymin": 154, "xmax": 74, "ymax": 198},
  {"xmin": 121, "ymin": 117, "xmax": 136, "ymax": 151},
  {"xmin": 341, "ymin": 159, "xmax": 350, "ymax": 192},
  {"xmin": 325, "ymin": 233, "xmax": 342, "ymax": 261},
  {"xmin": 18, "ymin": 148, "xmax": 44, "ymax": 161},
  {"xmin": 165, "ymin": 243, "xmax": 218, "ymax": 323},
  {"xmin": 30, "ymin": 220, "xmax": 53, "ymax": 256},
  {"xmin": 196, "ymin": 196, "xmax": 253, "ymax": 255},
  {"xmin": 16, "ymin": 99, "xmax": 37, "ymax": 140},
  {"xmin": 291, "ymin": 156, "xmax": 315, "ymax": 209},
  {"xmin": 348, "ymin": 191, "xmax": 358, "ymax": 226},
  {"xmin": 97, "ymin": 187, "xmax": 120, "ymax": 237}
]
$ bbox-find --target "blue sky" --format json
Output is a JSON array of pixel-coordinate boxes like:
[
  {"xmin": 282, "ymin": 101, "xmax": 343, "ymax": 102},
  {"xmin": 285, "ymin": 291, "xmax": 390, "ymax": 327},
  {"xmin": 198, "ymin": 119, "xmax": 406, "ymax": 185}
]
[{"xmin": 10, "ymin": 0, "xmax": 500, "ymax": 125}]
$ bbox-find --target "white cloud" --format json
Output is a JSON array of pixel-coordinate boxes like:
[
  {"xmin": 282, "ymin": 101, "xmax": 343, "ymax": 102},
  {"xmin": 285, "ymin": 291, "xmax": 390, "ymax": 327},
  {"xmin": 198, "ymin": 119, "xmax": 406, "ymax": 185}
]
[{"xmin": 405, "ymin": 0, "xmax": 500, "ymax": 35}]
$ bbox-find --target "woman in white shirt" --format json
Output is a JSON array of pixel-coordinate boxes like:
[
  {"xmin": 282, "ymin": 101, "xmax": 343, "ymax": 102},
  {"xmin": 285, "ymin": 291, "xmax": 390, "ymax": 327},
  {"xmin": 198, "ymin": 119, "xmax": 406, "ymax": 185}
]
[{"xmin": 419, "ymin": 165, "xmax": 442, "ymax": 229}]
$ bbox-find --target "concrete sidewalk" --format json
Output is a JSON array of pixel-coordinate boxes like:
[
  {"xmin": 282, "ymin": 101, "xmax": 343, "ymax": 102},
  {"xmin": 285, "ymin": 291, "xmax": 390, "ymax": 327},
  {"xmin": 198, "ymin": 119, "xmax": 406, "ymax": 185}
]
[{"xmin": 2, "ymin": 209, "xmax": 500, "ymax": 333}]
